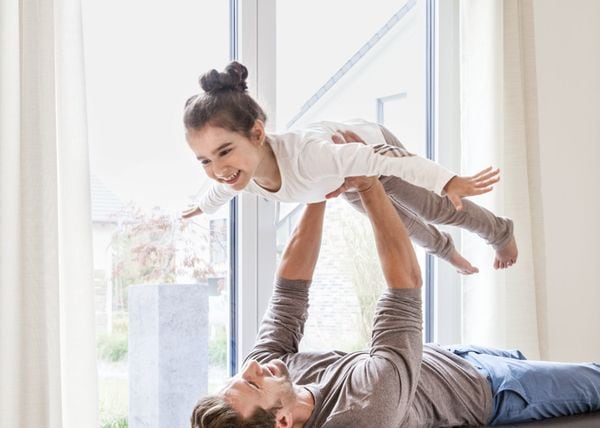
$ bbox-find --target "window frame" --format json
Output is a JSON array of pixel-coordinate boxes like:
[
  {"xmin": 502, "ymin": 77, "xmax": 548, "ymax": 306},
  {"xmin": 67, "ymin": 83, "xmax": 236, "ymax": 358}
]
[
  {"xmin": 433, "ymin": 0, "xmax": 462, "ymax": 344},
  {"xmin": 232, "ymin": 0, "xmax": 278, "ymax": 372},
  {"xmin": 233, "ymin": 0, "xmax": 463, "ymax": 371}
]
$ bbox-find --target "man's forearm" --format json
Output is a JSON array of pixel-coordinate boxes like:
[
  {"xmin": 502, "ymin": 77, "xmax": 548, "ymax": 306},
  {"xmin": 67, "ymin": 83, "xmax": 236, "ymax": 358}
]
[
  {"xmin": 359, "ymin": 182, "xmax": 422, "ymax": 289},
  {"xmin": 276, "ymin": 202, "xmax": 326, "ymax": 281}
]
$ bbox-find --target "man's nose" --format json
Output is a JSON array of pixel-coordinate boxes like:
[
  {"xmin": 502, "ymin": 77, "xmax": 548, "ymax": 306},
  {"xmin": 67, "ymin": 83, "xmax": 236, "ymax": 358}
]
[{"xmin": 242, "ymin": 360, "xmax": 263, "ymax": 379}]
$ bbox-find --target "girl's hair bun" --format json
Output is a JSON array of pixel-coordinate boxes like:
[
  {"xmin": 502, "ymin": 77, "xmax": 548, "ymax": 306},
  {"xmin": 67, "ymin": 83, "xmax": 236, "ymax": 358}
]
[
  {"xmin": 200, "ymin": 61, "xmax": 248, "ymax": 94},
  {"xmin": 184, "ymin": 61, "xmax": 266, "ymax": 133}
]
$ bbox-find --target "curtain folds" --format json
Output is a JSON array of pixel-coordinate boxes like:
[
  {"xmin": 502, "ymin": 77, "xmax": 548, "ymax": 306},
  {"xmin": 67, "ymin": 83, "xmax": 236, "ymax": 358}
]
[
  {"xmin": 0, "ymin": 0, "xmax": 98, "ymax": 426},
  {"xmin": 459, "ymin": 0, "xmax": 543, "ymax": 359}
]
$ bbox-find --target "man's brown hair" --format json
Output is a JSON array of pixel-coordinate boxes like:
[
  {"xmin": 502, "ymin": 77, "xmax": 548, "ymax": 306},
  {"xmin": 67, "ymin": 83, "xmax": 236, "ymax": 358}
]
[{"xmin": 190, "ymin": 395, "xmax": 277, "ymax": 428}]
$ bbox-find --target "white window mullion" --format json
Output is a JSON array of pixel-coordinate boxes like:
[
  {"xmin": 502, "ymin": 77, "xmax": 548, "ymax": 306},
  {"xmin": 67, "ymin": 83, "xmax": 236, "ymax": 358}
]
[
  {"xmin": 434, "ymin": 0, "xmax": 462, "ymax": 345},
  {"xmin": 236, "ymin": 0, "xmax": 277, "ymax": 367}
]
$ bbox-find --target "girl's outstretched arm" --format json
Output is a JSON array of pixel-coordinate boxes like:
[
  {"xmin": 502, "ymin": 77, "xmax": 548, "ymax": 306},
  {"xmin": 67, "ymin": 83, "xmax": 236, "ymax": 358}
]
[{"xmin": 181, "ymin": 206, "xmax": 203, "ymax": 219}]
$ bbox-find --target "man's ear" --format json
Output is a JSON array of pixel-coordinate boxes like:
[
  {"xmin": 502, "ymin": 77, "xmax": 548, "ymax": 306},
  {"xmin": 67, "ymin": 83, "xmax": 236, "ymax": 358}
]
[
  {"xmin": 251, "ymin": 120, "xmax": 266, "ymax": 146},
  {"xmin": 275, "ymin": 411, "xmax": 292, "ymax": 428}
]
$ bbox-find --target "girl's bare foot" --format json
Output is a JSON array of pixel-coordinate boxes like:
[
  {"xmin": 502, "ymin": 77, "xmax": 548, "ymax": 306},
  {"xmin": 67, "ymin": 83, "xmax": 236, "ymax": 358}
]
[
  {"xmin": 494, "ymin": 235, "xmax": 518, "ymax": 269},
  {"xmin": 448, "ymin": 249, "xmax": 479, "ymax": 275}
]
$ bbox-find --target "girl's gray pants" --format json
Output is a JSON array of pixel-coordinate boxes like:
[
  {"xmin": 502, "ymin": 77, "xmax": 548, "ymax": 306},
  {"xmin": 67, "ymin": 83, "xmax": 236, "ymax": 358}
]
[{"xmin": 342, "ymin": 125, "xmax": 513, "ymax": 262}]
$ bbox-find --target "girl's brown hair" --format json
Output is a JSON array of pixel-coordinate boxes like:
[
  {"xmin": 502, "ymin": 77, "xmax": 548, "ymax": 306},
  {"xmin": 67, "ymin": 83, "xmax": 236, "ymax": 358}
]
[{"xmin": 184, "ymin": 62, "xmax": 267, "ymax": 139}]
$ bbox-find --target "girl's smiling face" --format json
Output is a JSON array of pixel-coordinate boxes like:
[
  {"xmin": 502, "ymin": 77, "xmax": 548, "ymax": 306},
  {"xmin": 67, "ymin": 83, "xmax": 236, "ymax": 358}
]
[{"xmin": 186, "ymin": 121, "xmax": 265, "ymax": 191}]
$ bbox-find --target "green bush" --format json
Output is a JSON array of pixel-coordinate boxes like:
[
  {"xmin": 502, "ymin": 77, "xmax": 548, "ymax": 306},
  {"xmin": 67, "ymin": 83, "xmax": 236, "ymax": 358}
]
[
  {"xmin": 97, "ymin": 333, "xmax": 128, "ymax": 362},
  {"xmin": 341, "ymin": 212, "xmax": 386, "ymax": 348},
  {"xmin": 208, "ymin": 326, "xmax": 228, "ymax": 367},
  {"xmin": 100, "ymin": 415, "xmax": 128, "ymax": 428},
  {"xmin": 111, "ymin": 314, "xmax": 129, "ymax": 335},
  {"xmin": 99, "ymin": 378, "xmax": 128, "ymax": 428}
]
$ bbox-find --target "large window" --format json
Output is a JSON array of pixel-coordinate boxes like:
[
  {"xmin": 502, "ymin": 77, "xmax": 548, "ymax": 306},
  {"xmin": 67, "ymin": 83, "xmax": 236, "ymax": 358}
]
[
  {"xmin": 82, "ymin": 1, "xmax": 459, "ymax": 424},
  {"xmin": 275, "ymin": 0, "xmax": 432, "ymax": 352},
  {"xmin": 82, "ymin": 2, "xmax": 233, "ymax": 426}
]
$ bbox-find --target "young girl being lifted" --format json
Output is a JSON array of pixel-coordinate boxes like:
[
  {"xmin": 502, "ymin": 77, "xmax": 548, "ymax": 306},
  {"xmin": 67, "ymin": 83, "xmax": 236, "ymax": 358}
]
[{"xmin": 181, "ymin": 62, "xmax": 517, "ymax": 274}]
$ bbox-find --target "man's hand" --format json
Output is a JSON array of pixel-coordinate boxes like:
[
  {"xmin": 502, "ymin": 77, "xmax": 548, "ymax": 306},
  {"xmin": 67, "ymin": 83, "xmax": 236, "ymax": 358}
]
[
  {"xmin": 325, "ymin": 176, "xmax": 377, "ymax": 199},
  {"xmin": 443, "ymin": 167, "xmax": 500, "ymax": 211},
  {"xmin": 181, "ymin": 206, "xmax": 203, "ymax": 219},
  {"xmin": 331, "ymin": 130, "xmax": 365, "ymax": 146},
  {"xmin": 326, "ymin": 130, "xmax": 376, "ymax": 198}
]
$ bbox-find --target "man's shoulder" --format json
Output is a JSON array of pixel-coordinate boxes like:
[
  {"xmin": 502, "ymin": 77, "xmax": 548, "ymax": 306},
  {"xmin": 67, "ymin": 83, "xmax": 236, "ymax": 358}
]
[
  {"xmin": 316, "ymin": 402, "xmax": 407, "ymax": 428},
  {"xmin": 304, "ymin": 352, "xmax": 408, "ymax": 426}
]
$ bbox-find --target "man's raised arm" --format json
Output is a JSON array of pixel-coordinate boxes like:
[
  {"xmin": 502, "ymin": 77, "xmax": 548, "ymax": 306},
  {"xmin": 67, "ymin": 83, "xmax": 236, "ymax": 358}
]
[
  {"xmin": 245, "ymin": 201, "xmax": 326, "ymax": 362},
  {"xmin": 325, "ymin": 176, "xmax": 423, "ymax": 427},
  {"xmin": 277, "ymin": 201, "xmax": 326, "ymax": 281},
  {"xmin": 355, "ymin": 178, "xmax": 422, "ymax": 290}
]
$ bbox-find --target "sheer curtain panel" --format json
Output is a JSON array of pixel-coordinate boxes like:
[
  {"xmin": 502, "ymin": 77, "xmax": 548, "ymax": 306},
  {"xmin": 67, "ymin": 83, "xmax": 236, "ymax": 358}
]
[
  {"xmin": 459, "ymin": 0, "xmax": 542, "ymax": 359},
  {"xmin": 0, "ymin": 0, "xmax": 98, "ymax": 426}
]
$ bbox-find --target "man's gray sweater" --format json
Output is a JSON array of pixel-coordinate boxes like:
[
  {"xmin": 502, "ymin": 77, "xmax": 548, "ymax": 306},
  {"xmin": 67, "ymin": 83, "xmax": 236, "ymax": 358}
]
[{"xmin": 245, "ymin": 279, "xmax": 492, "ymax": 427}]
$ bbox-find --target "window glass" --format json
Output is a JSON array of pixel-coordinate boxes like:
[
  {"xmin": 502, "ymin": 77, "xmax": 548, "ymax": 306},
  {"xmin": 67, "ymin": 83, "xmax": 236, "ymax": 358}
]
[
  {"xmin": 275, "ymin": 0, "xmax": 428, "ymax": 352},
  {"xmin": 82, "ymin": 1, "xmax": 231, "ymax": 426}
]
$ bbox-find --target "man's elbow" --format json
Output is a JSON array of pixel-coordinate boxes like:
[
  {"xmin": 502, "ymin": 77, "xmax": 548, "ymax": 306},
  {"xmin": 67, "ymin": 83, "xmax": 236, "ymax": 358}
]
[
  {"xmin": 387, "ymin": 268, "xmax": 422, "ymax": 289},
  {"xmin": 405, "ymin": 271, "xmax": 422, "ymax": 289},
  {"xmin": 410, "ymin": 270, "xmax": 423, "ymax": 289}
]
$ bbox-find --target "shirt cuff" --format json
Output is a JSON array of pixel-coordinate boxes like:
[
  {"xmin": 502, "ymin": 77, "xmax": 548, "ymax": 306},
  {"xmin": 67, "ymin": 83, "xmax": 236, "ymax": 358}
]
[
  {"xmin": 384, "ymin": 288, "xmax": 423, "ymax": 299},
  {"xmin": 275, "ymin": 277, "xmax": 312, "ymax": 291},
  {"xmin": 434, "ymin": 169, "xmax": 457, "ymax": 196}
]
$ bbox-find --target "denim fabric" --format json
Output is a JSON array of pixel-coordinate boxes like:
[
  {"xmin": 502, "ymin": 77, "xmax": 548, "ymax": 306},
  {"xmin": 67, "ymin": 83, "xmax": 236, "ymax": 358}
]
[{"xmin": 446, "ymin": 345, "xmax": 600, "ymax": 425}]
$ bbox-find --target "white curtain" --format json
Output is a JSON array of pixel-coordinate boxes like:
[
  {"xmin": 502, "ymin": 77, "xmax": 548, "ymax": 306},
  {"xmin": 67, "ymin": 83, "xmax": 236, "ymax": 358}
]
[
  {"xmin": 0, "ymin": 0, "xmax": 99, "ymax": 426},
  {"xmin": 459, "ymin": 0, "xmax": 544, "ymax": 359}
]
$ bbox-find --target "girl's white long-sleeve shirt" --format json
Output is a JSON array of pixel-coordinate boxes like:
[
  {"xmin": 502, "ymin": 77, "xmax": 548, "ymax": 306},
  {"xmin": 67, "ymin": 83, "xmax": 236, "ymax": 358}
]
[{"xmin": 197, "ymin": 119, "xmax": 456, "ymax": 214}]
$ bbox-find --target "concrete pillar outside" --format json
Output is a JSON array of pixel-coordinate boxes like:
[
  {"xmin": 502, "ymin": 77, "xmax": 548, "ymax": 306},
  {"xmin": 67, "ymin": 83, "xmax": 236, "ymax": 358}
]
[{"xmin": 128, "ymin": 283, "xmax": 208, "ymax": 428}]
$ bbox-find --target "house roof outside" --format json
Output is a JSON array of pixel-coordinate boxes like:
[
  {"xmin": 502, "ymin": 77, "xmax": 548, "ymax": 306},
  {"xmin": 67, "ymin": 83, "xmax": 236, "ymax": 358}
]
[
  {"xmin": 91, "ymin": 173, "xmax": 124, "ymax": 224},
  {"xmin": 285, "ymin": 0, "xmax": 417, "ymax": 129}
]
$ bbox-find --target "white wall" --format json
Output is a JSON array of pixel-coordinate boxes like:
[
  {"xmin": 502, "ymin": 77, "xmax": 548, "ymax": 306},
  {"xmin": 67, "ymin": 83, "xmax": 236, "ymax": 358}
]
[{"xmin": 533, "ymin": 0, "xmax": 600, "ymax": 361}]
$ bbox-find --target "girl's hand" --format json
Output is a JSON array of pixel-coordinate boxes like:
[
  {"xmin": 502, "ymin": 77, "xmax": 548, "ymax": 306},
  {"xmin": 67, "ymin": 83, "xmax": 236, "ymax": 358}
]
[
  {"xmin": 181, "ymin": 206, "xmax": 203, "ymax": 219},
  {"xmin": 444, "ymin": 167, "xmax": 500, "ymax": 211}
]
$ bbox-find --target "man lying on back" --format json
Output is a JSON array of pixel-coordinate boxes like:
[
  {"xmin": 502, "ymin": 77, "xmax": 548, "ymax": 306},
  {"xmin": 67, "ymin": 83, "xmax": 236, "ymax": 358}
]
[{"xmin": 191, "ymin": 172, "xmax": 600, "ymax": 427}]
